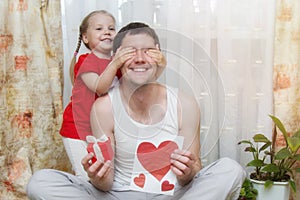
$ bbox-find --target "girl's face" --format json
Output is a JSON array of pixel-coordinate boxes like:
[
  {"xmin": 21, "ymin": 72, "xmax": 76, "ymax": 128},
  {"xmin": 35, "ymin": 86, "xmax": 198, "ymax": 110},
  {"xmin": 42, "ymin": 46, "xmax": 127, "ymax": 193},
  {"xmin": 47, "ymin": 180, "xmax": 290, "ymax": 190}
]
[{"xmin": 82, "ymin": 13, "xmax": 116, "ymax": 58}]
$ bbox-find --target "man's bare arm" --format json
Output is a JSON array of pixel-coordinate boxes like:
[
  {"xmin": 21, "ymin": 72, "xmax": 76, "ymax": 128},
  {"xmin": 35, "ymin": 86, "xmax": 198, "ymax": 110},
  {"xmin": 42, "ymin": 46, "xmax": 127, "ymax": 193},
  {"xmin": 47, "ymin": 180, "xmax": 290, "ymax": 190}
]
[
  {"xmin": 171, "ymin": 91, "xmax": 202, "ymax": 186},
  {"xmin": 82, "ymin": 96, "xmax": 115, "ymax": 191}
]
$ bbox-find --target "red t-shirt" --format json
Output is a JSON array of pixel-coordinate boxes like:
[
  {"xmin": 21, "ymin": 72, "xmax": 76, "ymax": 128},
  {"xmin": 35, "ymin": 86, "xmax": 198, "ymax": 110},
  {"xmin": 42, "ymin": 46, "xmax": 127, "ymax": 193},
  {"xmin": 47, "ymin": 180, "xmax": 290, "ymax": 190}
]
[{"xmin": 60, "ymin": 53, "xmax": 121, "ymax": 140}]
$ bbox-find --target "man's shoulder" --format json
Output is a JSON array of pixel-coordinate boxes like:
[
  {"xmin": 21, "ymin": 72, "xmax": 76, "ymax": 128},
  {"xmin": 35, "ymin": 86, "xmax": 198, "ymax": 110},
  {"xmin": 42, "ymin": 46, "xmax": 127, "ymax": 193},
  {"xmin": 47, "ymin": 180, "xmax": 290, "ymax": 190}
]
[
  {"xmin": 177, "ymin": 89, "xmax": 199, "ymax": 110},
  {"xmin": 93, "ymin": 94, "xmax": 112, "ymax": 112}
]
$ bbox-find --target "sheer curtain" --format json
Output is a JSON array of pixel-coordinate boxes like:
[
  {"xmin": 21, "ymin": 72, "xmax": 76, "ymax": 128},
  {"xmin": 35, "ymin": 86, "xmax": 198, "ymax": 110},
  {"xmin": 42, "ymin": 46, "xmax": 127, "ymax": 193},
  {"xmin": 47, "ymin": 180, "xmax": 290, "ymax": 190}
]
[{"xmin": 62, "ymin": 0, "xmax": 275, "ymax": 167}]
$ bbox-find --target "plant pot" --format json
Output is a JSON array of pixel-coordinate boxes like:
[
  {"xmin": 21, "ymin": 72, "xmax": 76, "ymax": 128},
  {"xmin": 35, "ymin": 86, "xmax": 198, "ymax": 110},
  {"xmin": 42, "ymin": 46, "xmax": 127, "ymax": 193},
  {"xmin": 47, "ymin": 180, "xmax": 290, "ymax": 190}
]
[{"xmin": 250, "ymin": 179, "xmax": 290, "ymax": 200}]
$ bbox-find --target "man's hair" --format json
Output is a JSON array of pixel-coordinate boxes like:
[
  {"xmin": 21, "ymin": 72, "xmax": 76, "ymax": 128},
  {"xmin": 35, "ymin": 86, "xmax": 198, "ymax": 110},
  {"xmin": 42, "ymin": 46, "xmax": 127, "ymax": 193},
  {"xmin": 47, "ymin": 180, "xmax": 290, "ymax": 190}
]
[{"xmin": 113, "ymin": 22, "xmax": 160, "ymax": 53}]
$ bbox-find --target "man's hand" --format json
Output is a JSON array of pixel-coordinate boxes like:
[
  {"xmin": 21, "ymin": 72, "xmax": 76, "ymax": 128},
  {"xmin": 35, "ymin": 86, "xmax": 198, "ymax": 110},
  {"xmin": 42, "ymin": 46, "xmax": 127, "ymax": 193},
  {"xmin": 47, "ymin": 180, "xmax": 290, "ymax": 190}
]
[
  {"xmin": 81, "ymin": 152, "xmax": 114, "ymax": 191},
  {"xmin": 170, "ymin": 149, "xmax": 201, "ymax": 186}
]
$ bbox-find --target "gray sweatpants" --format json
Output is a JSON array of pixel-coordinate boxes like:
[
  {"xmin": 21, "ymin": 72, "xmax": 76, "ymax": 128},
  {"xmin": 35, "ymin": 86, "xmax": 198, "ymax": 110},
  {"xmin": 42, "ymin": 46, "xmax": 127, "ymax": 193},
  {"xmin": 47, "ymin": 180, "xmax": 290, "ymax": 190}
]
[{"xmin": 26, "ymin": 157, "xmax": 246, "ymax": 200}]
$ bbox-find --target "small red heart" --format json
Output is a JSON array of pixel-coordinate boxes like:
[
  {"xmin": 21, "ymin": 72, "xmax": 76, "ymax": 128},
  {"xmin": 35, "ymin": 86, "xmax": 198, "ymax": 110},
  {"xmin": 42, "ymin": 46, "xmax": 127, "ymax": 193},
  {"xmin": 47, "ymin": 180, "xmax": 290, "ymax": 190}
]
[
  {"xmin": 137, "ymin": 141, "xmax": 178, "ymax": 181},
  {"xmin": 161, "ymin": 180, "xmax": 174, "ymax": 191},
  {"xmin": 134, "ymin": 173, "xmax": 146, "ymax": 188}
]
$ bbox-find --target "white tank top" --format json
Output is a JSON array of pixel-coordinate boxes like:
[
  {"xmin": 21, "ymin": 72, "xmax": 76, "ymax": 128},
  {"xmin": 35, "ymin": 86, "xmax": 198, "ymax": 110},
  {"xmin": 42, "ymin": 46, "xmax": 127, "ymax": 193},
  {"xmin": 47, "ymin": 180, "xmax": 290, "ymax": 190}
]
[{"xmin": 109, "ymin": 84, "xmax": 179, "ymax": 190}]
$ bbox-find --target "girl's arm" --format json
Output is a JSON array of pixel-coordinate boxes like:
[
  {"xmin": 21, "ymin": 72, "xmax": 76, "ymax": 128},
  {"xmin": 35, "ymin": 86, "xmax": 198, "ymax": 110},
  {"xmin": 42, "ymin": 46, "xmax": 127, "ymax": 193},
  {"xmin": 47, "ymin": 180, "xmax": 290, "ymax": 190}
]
[{"xmin": 81, "ymin": 47, "xmax": 135, "ymax": 96}]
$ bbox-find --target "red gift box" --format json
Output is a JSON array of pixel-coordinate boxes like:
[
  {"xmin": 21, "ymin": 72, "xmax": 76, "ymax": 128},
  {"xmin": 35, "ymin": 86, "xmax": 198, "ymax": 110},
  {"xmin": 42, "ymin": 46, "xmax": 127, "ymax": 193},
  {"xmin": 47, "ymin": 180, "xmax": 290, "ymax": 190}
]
[{"xmin": 86, "ymin": 136, "xmax": 113, "ymax": 163}]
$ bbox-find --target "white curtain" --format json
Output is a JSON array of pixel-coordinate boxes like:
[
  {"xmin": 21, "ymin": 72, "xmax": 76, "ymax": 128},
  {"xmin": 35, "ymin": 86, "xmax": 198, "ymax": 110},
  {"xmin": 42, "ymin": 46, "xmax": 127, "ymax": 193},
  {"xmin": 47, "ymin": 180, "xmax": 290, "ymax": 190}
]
[{"xmin": 61, "ymin": 0, "xmax": 275, "ymax": 167}]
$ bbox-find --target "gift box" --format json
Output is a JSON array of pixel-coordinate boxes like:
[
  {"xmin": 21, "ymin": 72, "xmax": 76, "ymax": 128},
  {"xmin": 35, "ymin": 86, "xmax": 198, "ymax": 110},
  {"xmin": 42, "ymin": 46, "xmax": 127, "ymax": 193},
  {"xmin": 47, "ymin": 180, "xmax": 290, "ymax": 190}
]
[{"xmin": 86, "ymin": 135, "xmax": 113, "ymax": 163}]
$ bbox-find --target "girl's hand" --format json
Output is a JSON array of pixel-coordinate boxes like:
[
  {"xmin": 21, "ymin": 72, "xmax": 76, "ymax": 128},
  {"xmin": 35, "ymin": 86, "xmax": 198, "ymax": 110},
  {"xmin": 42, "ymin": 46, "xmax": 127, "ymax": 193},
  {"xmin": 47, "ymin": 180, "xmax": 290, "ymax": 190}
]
[
  {"xmin": 147, "ymin": 48, "xmax": 166, "ymax": 68},
  {"xmin": 146, "ymin": 48, "xmax": 166, "ymax": 79},
  {"xmin": 111, "ymin": 47, "xmax": 136, "ymax": 70}
]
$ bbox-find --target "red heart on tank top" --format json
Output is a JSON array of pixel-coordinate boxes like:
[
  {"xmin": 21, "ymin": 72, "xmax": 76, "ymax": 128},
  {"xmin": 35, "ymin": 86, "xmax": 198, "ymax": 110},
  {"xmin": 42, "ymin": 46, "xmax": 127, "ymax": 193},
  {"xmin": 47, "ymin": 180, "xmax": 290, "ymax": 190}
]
[{"xmin": 137, "ymin": 141, "xmax": 178, "ymax": 181}]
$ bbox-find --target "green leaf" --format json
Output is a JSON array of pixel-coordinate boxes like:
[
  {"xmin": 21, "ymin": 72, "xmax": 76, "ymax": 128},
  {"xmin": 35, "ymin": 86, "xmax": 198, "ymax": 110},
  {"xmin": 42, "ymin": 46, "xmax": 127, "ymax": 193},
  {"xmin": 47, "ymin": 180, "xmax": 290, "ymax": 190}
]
[
  {"xmin": 264, "ymin": 150, "xmax": 274, "ymax": 156},
  {"xmin": 245, "ymin": 147, "xmax": 256, "ymax": 153},
  {"xmin": 238, "ymin": 140, "xmax": 252, "ymax": 145},
  {"xmin": 293, "ymin": 129, "xmax": 300, "ymax": 138},
  {"xmin": 264, "ymin": 180, "xmax": 273, "ymax": 188},
  {"xmin": 287, "ymin": 137, "xmax": 300, "ymax": 153},
  {"xmin": 294, "ymin": 155, "xmax": 300, "ymax": 162},
  {"xmin": 240, "ymin": 178, "xmax": 258, "ymax": 199},
  {"xmin": 289, "ymin": 180, "xmax": 296, "ymax": 193},
  {"xmin": 262, "ymin": 164, "xmax": 280, "ymax": 173},
  {"xmin": 239, "ymin": 188, "xmax": 246, "ymax": 196},
  {"xmin": 275, "ymin": 148, "xmax": 291, "ymax": 160},
  {"xmin": 247, "ymin": 159, "xmax": 265, "ymax": 167},
  {"xmin": 259, "ymin": 142, "xmax": 272, "ymax": 152},
  {"xmin": 269, "ymin": 115, "xmax": 288, "ymax": 141},
  {"xmin": 253, "ymin": 134, "xmax": 271, "ymax": 143}
]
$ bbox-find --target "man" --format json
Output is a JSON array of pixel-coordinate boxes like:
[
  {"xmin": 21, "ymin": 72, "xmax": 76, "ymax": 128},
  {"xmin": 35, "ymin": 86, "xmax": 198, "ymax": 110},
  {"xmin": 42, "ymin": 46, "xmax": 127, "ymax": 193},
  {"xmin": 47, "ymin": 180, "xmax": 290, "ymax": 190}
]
[{"xmin": 27, "ymin": 22, "xmax": 245, "ymax": 200}]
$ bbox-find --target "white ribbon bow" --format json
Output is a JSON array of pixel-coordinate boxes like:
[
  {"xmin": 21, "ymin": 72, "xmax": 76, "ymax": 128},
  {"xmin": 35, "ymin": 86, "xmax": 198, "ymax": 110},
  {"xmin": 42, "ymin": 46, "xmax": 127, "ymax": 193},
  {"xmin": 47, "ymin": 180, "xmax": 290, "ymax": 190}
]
[{"xmin": 86, "ymin": 135, "xmax": 108, "ymax": 162}]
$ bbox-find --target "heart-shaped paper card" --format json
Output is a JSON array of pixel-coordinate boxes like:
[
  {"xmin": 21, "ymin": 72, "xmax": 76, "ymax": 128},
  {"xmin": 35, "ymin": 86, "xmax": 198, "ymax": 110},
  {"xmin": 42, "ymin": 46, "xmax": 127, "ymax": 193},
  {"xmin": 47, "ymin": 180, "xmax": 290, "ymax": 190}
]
[{"xmin": 130, "ymin": 135, "xmax": 184, "ymax": 195}]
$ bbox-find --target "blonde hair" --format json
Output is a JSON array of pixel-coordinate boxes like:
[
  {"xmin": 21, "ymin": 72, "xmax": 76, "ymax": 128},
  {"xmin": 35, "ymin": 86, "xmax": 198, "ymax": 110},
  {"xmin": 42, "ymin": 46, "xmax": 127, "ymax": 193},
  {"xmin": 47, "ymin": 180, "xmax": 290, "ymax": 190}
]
[{"xmin": 69, "ymin": 10, "xmax": 116, "ymax": 85}]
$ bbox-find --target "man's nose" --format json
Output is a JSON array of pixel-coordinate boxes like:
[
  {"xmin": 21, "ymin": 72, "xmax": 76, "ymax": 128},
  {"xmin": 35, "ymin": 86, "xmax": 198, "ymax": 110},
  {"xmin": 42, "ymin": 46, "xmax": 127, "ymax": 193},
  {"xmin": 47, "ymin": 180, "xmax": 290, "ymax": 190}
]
[{"xmin": 134, "ymin": 49, "xmax": 146, "ymax": 63}]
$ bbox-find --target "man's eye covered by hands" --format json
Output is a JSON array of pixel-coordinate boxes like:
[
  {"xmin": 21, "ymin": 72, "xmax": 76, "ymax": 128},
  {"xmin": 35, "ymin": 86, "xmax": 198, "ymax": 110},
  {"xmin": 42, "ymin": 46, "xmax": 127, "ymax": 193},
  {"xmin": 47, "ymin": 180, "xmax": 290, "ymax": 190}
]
[
  {"xmin": 113, "ymin": 47, "xmax": 165, "ymax": 63},
  {"xmin": 146, "ymin": 48, "xmax": 166, "ymax": 67}
]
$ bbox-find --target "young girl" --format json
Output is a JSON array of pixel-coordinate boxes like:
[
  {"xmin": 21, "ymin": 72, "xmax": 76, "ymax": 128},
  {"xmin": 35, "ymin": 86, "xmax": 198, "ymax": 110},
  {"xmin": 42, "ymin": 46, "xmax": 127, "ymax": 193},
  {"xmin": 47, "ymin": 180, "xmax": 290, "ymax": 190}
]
[{"xmin": 60, "ymin": 10, "xmax": 166, "ymax": 179}]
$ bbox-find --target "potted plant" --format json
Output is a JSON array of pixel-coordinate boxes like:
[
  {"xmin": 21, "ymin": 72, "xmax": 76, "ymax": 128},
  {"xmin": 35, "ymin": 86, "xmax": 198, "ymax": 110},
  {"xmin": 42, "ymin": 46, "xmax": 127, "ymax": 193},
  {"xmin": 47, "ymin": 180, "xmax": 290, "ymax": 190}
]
[
  {"xmin": 238, "ymin": 178, "xmax": 258, "ymax": 200},
  {"xmin": 238, "ymin": 115, "xmax": 300, "ymax": 200}
]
